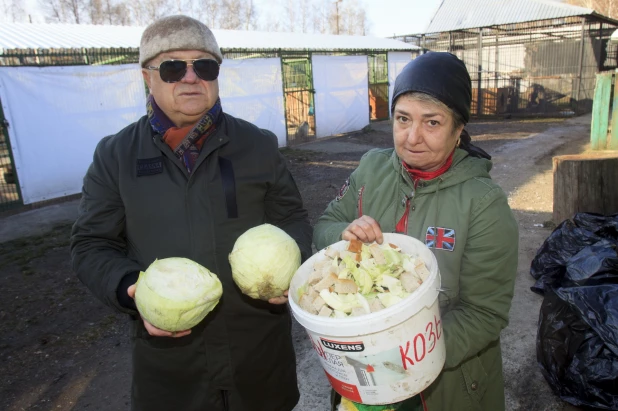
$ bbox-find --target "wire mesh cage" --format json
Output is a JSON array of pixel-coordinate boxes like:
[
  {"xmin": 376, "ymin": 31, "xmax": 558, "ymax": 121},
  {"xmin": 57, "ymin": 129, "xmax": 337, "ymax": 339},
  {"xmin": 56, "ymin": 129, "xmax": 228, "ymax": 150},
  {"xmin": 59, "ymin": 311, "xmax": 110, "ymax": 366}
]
[{"xmin": 394, "ymin": 15, "xmax": 618, "ymax": 119}]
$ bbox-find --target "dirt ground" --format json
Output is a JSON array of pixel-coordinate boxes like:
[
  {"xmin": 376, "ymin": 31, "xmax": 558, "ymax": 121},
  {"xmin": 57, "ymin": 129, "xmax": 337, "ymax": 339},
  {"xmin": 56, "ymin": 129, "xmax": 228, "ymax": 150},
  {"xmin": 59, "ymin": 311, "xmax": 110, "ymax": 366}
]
[{"xmin": 0, "ymin": 115, "xmax": 593, "ymax": 411}]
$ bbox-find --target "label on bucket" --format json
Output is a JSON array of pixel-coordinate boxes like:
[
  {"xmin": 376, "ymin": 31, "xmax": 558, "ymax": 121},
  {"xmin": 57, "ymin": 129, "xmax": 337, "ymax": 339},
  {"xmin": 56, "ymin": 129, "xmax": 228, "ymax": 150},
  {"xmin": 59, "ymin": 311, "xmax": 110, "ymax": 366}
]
[{"xmin": 307, "ymin": 302, "xmax": 445, "ymax": 405}]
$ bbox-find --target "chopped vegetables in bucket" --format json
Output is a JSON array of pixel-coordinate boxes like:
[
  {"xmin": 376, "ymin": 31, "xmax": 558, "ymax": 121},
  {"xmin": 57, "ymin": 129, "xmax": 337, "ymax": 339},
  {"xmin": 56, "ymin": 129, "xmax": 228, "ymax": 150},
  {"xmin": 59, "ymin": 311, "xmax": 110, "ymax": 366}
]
[{"xmin": 297, "ymin": 239, "xmax": 431, "ymax": 318}]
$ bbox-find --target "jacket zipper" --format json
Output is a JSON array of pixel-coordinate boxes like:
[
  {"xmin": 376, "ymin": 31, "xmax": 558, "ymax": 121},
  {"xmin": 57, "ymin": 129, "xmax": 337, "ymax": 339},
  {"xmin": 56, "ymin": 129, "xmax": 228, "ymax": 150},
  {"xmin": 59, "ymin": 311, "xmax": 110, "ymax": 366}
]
[
  {"xmin": 396, "ymin": 189, "xmax": 415, "ymax": 234},
  {"xmin": 357, "ymin": 185, "xmax": 366, "ymax": 218},
  {"xmin": 396, "ymin": 198, "xmax": 410, "ymax": 233},
  {"xmin": 420, "ymin": 392, "xmax": 429, "ymax": 411}
]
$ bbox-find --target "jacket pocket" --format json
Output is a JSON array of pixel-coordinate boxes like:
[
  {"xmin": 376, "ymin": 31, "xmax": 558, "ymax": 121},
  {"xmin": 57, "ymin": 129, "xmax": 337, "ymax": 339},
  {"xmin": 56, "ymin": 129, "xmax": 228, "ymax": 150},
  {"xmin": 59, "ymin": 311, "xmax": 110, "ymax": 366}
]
[{"xmin": 460, "ymin": 354, "xmax": 489, "ymax": 409}]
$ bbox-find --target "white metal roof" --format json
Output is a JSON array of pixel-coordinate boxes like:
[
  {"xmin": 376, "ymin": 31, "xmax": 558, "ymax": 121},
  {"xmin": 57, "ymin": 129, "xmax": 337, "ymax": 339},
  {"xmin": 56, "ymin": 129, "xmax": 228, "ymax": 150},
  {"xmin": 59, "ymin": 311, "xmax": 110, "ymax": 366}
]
[
  {"xmin": 0, "ymin": 22, "xmax": 418, "ymax": 52},
  {"xmin": 422, "ymin": 0, "xmax": 609, "ymax": 34}
]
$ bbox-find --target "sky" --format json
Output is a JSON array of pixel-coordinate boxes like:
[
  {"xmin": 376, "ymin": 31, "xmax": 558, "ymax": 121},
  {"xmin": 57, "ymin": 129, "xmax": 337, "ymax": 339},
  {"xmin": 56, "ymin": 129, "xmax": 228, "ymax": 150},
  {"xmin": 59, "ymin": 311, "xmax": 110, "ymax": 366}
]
[{"xmin": 362, "ymin": 0, "xmax": 443, "ymax": 37}]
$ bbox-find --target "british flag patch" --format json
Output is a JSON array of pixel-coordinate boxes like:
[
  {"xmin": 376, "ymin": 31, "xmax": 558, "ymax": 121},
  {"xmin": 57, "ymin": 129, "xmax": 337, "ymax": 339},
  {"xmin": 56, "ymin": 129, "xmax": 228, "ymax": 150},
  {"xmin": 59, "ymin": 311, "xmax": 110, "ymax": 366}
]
[{"xmin": 426, "ymin": 227, "xmax": 456, "ymax": 251}]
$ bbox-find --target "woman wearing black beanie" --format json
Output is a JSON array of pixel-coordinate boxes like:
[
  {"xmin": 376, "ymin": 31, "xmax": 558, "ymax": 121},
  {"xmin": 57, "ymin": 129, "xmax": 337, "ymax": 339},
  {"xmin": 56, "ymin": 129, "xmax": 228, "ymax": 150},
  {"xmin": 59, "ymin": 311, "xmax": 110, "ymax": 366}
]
[{"xmin": 315, "ymin": 52, "xmax": 518, "ymax": 411}]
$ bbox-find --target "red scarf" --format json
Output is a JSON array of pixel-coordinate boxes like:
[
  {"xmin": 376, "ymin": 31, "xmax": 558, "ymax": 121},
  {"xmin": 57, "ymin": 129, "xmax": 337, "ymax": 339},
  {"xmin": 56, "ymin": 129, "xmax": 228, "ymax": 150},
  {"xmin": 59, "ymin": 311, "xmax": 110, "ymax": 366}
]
[
  {"xmin": 395, "ymin": 150, "xmax": 454, "ymax": 233},
  {"xmin": 403, "ymin": 151, "xmax": 454, "ymax": 187}
]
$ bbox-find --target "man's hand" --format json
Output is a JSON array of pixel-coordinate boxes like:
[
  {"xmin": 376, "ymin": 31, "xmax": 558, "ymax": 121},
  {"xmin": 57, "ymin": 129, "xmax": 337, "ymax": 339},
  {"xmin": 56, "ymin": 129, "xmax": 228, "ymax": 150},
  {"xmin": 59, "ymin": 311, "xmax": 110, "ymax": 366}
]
[
  {"xmin": 127, "ymin": 284, "xmax": 191, "ymax": 338},
  {"xmin": 269, "ymin": 290, "xmax": 289, "ymax": 305},
  {"xmin": 342, "ymin": 215, "xmax": 384, "ymax": 244}
]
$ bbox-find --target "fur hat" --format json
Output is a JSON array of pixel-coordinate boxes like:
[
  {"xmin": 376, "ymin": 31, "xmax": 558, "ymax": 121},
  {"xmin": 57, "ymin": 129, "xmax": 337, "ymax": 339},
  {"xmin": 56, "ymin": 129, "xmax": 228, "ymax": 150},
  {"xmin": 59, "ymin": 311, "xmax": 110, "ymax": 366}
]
[{"xmin": 139, "ymin": 15, "xmax": 223, "ymax": 67}]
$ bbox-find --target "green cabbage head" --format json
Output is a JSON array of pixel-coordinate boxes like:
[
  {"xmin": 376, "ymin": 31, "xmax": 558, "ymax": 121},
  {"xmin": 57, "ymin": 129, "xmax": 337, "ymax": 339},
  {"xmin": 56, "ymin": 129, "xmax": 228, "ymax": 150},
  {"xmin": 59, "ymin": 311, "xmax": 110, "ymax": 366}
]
[
  {"xmin": 134, "ymin": 257, "xmax": 223, "ymax": 332},
  {"xmin": 229, "ymin": 224, "xmax": 301, "ymax": 300}
]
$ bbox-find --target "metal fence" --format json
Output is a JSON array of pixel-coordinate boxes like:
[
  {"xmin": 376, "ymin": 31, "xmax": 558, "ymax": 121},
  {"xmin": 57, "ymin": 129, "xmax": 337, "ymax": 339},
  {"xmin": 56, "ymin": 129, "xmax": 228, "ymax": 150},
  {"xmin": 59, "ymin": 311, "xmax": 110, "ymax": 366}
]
[
  {"xmin": 0, "ymin": 47, "xmax": 140, "ymax": 66},
  {"xmin": 394, "ymin": 15, "xmax": 618, "ymax": 119},
  {"xmin": 281, "ymin": 52, "xmax": 316, "ymax": 145},
  {"xmin": 369, "ymin": 52, "xmax": 390, "ymax": 121},
  {"xmin": 0, "ymin": 103, "xmax": 20, "ymax": 212}
]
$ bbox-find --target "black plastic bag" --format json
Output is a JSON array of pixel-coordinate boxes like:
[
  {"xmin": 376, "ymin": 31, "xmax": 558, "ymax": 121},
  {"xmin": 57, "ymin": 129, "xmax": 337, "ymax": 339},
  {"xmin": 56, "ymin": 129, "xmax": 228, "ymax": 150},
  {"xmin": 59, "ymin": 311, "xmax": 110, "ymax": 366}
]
[
  {"xmin": 537, "ymin": 284, "xmax": 618, "ymax": 409},
  {"xmin": 535, "ymin": 226, "xmax": 618, "ymax": 409},
  {"xmin": 572, "ymin": 214, "xmax": 618, "ymax": 243},
  {"xmin": 530, "ymin": 213, "xmax": 618, "ymax": 295}
]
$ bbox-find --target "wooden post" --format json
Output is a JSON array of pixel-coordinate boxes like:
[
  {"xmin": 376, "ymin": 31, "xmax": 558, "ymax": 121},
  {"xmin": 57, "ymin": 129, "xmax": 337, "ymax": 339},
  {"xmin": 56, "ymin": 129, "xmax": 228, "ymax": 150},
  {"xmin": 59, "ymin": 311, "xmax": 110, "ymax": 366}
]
[
  {"xmin": 590, "ymin": 71, "xmax": 613, "ymax": 150},
  {"xmin": 553, "ymin": 153, "xmax": 618, "ymax": 224}
]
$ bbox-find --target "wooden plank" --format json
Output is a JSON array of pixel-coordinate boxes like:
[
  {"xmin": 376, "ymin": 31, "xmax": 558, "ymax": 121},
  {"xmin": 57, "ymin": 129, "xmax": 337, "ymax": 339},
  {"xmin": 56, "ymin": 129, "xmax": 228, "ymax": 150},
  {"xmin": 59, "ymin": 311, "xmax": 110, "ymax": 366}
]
[
  {"xmin": 590, "ymin": 71, "xmax": 613, "ymax": 150},
  {"xmin": 611, "ymin": 69, "xmax": 618, "ymax": 150},
  {"xmin": 553, "ymin": 153, "xmax": 618, "ymax": 223}
]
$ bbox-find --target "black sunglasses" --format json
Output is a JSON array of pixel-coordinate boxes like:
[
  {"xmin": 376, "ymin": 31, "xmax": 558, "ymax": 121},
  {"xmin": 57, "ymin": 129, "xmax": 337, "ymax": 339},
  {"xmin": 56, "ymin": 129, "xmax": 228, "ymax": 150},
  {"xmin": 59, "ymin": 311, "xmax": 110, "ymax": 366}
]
[{"xmin": 145, "ymin": 58, "xmax": 220, "ymax": 83}]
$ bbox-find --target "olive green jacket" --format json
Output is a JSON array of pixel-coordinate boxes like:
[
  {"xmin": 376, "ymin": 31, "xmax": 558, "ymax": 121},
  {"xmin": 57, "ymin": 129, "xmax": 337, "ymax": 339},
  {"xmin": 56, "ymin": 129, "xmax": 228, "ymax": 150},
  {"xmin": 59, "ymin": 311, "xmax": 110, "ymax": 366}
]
[
  {"xmin": 71, "ymin": 114, "xmax": 312, "ymax": 411},
  {"xmin": 315, "ymin": 148, "xmax": 518, "ymax": 411}
]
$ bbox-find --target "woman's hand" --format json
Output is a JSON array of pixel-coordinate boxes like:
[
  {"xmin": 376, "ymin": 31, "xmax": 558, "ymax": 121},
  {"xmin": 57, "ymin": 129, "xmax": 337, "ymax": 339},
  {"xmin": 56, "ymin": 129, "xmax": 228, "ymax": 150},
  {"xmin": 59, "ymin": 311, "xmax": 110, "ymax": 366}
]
[
  {"xmin": 269, "ymin": 290, "xmax": 289, "ymax": 305},
  {"xmin": 342, "ymin": 215, "xmax": 384, "ymax": 244},
  {"xmin": 127, "ymin": 284, "xmax": 191, "ymax": 338}
]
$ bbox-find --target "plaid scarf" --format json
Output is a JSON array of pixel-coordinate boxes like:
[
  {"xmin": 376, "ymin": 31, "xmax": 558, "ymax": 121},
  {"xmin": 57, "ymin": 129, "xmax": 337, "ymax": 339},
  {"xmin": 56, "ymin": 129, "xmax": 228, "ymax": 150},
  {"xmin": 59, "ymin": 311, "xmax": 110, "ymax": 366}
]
[{"xmin": 147, "ymin": 94, "xmax": 223, "ymax": 173}]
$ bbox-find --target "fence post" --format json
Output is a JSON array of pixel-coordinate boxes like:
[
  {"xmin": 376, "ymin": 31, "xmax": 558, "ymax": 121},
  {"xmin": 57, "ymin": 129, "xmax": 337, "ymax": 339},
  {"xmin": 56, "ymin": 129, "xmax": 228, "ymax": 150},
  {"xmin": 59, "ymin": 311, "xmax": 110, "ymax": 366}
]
[
  {"xmin": 477, "ymin": 28, "xmax": 483, "ymax": 116},
  {"xmin": 590, "ymin": 71, "xmax": 613, "ymax": 150},
  {"xmin": 610, "ymin": 69, "xmax": 618, "ymax": 150},
  {"xmin": 0, "ymin": 99, "xmax": 23, "ymax": 210},
  {"xmin": 576, "ymin": 17, "xmax": 586, "ymax": 110}
]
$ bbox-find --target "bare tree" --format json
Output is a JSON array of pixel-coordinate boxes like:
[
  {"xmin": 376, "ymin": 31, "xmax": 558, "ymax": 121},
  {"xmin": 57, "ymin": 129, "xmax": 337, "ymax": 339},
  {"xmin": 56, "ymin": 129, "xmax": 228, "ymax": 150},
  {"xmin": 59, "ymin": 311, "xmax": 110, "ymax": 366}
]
[
  {"xmin": 298, "ymin": 0, "xmax": 312, "ymax": 33},
  {"xmin": 243, "ymin": 0, "xmax": 258, "ymax": 31},
  {"xmin": 40, "ymin": 0, "xmax": 69, "ymax": 23},
  {"xmin": 338, "ymin": 0, "xmax": 369, "ymax": 35},
  {"xmin": 0, "ymin": 0, "xmax": 27, "ymax": 22},
  {"xmin": 111, "ymin": 2, "xmax": 132, "ymax": 25},
  {"xmin": 565, "ymin": 0, "xmax": 618, "ymax": 19},
  {"xmin": 219, "ymin": 0, "xmax": 243, "ymax": 29},
  {"xmin": 260, "ymin": 9, "xmax": 283, "ymax": 32},
  {"xmin": 129, "ymin": 0, "xmax": 171, "ymax": 26},
  {"xmin": 11, "ymin": 0, "xmax": 369, "ymax": 34},
  {"xmin": 332, "ymin": 0, "xmax": 343, "ymax": 34},
  {"xmin": 311, "ymin": 0, "xmax": 330, "ymax": 34},
  {"xmin": 39, "ymin": 0, "xmax": 89, "ymax": 23},
  {"xmin": 89, "ymin": 0, "xmax": 105, "ymax": 24},
  {"xmin": 283, "ymin": 0, "xmax": 297, "ymax": 32},
  {"xmin": 65, "ymin": 0, "xmax": 86, "ymax": 23},
  {"xmin": 197, "ymin": 0, "xmax": 222, "ymax": 29},
  {"xmin": 173, "ymin": 0, "xmax": 192, "ymax": 14}
]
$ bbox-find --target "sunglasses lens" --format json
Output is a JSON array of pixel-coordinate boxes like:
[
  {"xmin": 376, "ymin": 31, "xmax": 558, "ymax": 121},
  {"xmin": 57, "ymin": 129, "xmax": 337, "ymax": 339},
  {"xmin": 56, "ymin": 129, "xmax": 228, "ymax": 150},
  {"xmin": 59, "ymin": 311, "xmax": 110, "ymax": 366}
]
[
  {"xmin": 193, "ymin": 59, "xmax": 220, "ymax": 81},
  {"xmin": 159, "ymin": 60, "xmax": 187, "ymax": 83}
]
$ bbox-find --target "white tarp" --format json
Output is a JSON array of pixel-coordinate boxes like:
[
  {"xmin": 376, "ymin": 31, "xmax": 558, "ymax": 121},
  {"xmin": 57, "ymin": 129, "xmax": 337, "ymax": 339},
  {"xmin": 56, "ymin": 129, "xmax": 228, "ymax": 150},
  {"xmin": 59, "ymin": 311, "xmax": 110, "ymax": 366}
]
[
  {"xmin": 312, "ymin": 55, "xmax": 369, "ymax": 138},
  {"xmin": 219, "ymin": 57, "xmax": 286, "ymax": 146},
  {"xmin": 0, "ymin": 22, "xmax": 419, "ymax": 53},
  {"xmin": 0, "ymin": 64, "xmax": 146, "ymax": 204},
  {"xmin": 388, "ymin": 52, "xmax": 413, "ymax": 117}
]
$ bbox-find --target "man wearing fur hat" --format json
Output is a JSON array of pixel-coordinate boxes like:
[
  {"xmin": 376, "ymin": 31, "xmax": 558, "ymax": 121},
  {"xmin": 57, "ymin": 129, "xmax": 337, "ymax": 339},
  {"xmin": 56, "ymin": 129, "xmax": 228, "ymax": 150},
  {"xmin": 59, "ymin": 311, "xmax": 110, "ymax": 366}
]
[{"xmin": 71, "ymin": 15, "xmax": 312, "ymax": 411}]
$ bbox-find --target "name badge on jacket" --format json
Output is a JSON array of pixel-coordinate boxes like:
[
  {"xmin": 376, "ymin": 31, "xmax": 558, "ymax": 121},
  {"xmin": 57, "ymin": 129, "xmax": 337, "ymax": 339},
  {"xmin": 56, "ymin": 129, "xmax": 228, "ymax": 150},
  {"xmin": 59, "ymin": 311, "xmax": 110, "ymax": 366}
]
[{"xmin": 136, "ymin": 157, "xmax": 164, "ymax": 177}]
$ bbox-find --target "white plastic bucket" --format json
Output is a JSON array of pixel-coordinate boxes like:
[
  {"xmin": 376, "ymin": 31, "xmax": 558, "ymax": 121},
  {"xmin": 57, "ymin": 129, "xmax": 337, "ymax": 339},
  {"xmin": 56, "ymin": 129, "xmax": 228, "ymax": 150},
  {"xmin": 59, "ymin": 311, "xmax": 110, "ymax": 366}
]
[{"xmin": 289, "ymin": 233, "xmax": 445, "ymax": 405}]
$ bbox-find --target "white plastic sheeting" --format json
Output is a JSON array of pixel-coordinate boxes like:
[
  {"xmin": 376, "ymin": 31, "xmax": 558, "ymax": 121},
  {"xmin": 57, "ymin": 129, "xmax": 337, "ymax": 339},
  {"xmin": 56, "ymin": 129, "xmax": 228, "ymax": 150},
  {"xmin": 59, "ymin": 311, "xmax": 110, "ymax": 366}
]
[
  {"xmin": 388, "ymin": 52, "xmax": 413, "ymax": 117},
  {"xmin": 312, "ymin": 55, "xmax": 369, "ymax": 138},
  {"xmin": 0, "ymin": 64, "xmax": 146, "ymax": 204},
  {"xmin": 0, "ymin": 22, "xmax": 419, "ymax": 52},
  {"xmin": 219, "ymin": 58, "xmax": 286, "ymax": 146}
]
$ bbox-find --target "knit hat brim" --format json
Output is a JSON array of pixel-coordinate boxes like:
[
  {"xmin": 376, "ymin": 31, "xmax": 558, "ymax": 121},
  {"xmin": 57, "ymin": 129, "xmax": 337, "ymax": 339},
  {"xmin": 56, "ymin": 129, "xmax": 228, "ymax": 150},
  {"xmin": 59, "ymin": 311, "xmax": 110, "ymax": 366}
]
[
  {"xmin": 139, "ymin": 15, "xmax": 223, "ymax": 66},
  {"xmin": 391, "ymin": 52, "xmax": 472, "ymax": 124}
]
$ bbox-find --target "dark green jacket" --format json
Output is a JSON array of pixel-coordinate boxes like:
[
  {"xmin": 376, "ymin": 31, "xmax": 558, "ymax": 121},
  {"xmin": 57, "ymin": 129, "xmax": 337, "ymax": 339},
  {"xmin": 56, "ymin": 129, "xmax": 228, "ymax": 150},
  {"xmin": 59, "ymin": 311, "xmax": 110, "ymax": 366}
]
[
  {"xmin": 71, "ymin": 113, "xmax": 312, "ymax": 411},
  {"xmin": 315, "ymin": 148, "xmax": 518, "ymax": 411}
]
